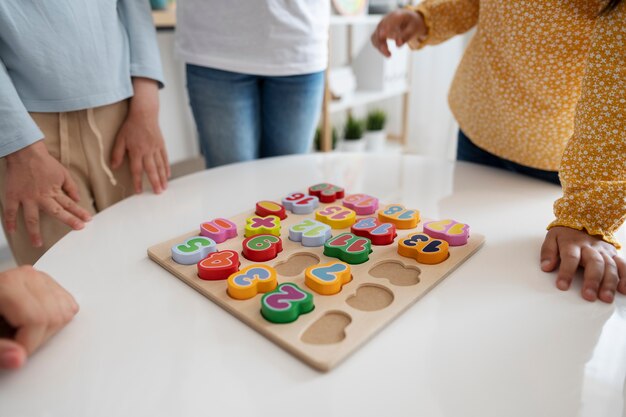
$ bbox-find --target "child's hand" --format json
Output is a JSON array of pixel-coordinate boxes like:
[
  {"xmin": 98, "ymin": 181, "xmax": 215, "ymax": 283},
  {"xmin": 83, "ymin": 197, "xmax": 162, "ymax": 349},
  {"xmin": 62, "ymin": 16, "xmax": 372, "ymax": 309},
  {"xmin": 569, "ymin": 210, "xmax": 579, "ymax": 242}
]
[
  {"xmin": 3, "ymin": 141, "xmax": 92, "ymax": 247},
  {"xmin": 540, "ymin": 226, "xmax": 626, "ymax": 303},
  {"xmin": 111, "ymin": 77, "xmax": 171, "ymax": 195},
  {"xmin": 371, "ymin": 9, "xmax": 427, "ymax": 57},
  {"xmin": 0, "ymin": 266, "xmax": 79, "ymax": 370}
]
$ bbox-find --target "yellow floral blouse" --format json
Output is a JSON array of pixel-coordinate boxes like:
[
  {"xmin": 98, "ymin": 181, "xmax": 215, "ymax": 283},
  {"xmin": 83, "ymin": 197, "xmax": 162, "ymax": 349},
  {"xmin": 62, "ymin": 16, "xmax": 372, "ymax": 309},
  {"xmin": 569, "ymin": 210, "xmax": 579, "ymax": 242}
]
[{"xmin": 409, "ymin": 0, "xmax": 626, "ymax": 247}]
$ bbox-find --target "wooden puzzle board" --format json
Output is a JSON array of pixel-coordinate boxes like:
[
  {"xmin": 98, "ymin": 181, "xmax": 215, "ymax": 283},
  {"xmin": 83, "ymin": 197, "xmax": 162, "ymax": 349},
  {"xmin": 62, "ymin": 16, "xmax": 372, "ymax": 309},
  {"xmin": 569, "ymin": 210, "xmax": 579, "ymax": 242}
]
[{"xmin": 147, "ymin": 201, "xmax": 484, "ymax": 371}]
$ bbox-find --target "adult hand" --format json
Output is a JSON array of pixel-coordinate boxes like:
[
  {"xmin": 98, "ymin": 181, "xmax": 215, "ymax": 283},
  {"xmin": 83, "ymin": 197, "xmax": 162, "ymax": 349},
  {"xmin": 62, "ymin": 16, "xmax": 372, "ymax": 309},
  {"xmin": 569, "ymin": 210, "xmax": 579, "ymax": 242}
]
[
  {"xmin": 0, "ymin": 266, "xmax": 78, "ymax": 370},
  {"xmin": 3, "ymin": 141, "xmax": 92, "ymax": 247},
  {"xmin": 110, "ymin": 77, "xmax": 170, "ymax": 195},
  {"xmin": 371, "ymin": 9, "xmax": 427, "ymax": 57},
  {"xmin": 541, "ymin": 226, "xmax": 626, "ymax": 303}
]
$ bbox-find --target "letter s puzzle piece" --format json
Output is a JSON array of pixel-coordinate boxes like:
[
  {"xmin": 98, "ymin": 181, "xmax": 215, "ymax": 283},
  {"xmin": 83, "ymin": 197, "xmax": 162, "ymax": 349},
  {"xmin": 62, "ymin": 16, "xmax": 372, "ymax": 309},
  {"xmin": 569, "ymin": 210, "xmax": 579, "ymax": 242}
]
[
  {"xmin": 171, "ymin": 236, "xmax": 217, "ymax": 265},
  {"xmin": 351, "ymin": 217, "xmax": 397, "ymax": 245},
  {"xmin": 377, "ymin": 204, "xmax": 420, "ymax": 229},
  {"xmin": 305, "ymin": 261, "xmax": 352, "ymax": 295},
  {"xmin": 398, "ymin": 233, "xmax": 449, "ymax": 264},
  {"xmin": 342, "ymin": 193, "xmax": 379, "ymax": 215},
  {"xmin": 227, "ymin": 265, "xmax": 278, "ymax": 300},
  {"xmin": 244, "ymin": 215, "xmax": 281, "ymax": 238},
  {"xmin": 261, "ymin": 283, "xmax": 314, "ymax": 324},
  {"xmin": 315, "ymin": 205, "xmax": 356, "ymax": 229},
  {"xmin": 308, "ymin": 183, "xmax": 345, "ymax": 203},
  {"xmin": 323, "ymin": 232, "xmax": 372, "ymax": 264},
  {"xmin": 282, "ymin": 192, "xmax": 319, "ymax": 215},
  {"xmin": 423, "ymin": 219, "xmax": 470, "ymax": 246},
  {"xmin": 197, "ymin": 250, "xmax": 240, "ymax": 281},
  {"xmin": 255, "ymin": 201, "xmax": 287, "ymax": 220},
  {"xmin": 289, "ymin": 219, "xmax": 332, "ymax": 247},
  {"xmin": 242, "ymin": 234, "xmax": 283, "ymax": 262}
]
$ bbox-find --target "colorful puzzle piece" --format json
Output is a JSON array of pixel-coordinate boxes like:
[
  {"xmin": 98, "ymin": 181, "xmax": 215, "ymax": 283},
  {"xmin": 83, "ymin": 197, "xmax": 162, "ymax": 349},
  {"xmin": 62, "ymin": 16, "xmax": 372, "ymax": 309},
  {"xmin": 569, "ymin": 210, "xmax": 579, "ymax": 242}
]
[
  {"xmin": 261, "ymin": 283, "xmax": 315, "ymax": 324},
  {"xmin": 200, "ymin": 218, "xmax": 238, "ymax": 243},
  {"xmin": 308, "ymin": 183, "xmax": 345, "ymax": 203},
  {"xmin": 289, "ymin": 219, "xmax": 332, "ymax": 247},
  {"xmin": 342, "ymin": 193, "xmax": 379, "ymax": 215},
  {"xmin": 398, "ymin": 233, "xmax": 449, "ymax": 264},
  {"xmin": 282, "ymin": 192, "xmax": 319, "ymax": 215},
  {"xmin": 242, "ymin": 234, "xmax": 283, "ymax": 262},
  {"xmin": 197, "ymin": 250, "xmax": 240, "ymax": 280},
  {"xmin": 171, "ymin": 236, "xmax": 217, "ymax": 265},
  {"xmin": 315, "ymin": 205, "xmax": 356, "ymax": 229},
  {"xmin": 305, "ymin": 261, "xmax": 352, "ymax": 295},
  {"xmin": 255, "ymin": 201, "xmax": 287, "ymax": 220},
  {"xmin": 227, "ymin": 265, "xmax": 278, "ymax": 300},
  {"xmin": 378, "ymin": 204, "xmax": 420, "ymax": 229},
  {"xmin": 244, "ymin": 215, "xmax": 281, "ymax": 238},
  {"xmin": 324, "ymin": 232, "xmax": 372, "ymax": 264},
  {"xmin": 423, "ymin": 219, "xmax": 470, "ymax": 246},
  {"xmin": 350, "ymin": 217, "xmax": 397, "ymax": 245}
]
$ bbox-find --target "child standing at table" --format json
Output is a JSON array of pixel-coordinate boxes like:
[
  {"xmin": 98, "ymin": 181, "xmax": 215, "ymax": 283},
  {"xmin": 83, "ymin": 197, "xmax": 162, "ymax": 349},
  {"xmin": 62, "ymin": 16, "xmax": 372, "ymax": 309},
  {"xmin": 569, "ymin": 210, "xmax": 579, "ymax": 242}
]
[
  {"xmin": 371, "ymin": 0, "xmax": 625, "ymax": 302},
  {"xmin": 0, "ymin": 1, "xmax": 170, "ymax": 265}
]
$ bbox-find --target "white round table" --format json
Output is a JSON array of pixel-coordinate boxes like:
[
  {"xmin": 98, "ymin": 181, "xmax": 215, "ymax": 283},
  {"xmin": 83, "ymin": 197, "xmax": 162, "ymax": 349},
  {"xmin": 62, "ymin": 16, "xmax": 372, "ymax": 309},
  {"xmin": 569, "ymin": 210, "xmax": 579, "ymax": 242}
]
[{"xmin": 1, "ymin": 154, "xmax": 624, "ymax": 417}]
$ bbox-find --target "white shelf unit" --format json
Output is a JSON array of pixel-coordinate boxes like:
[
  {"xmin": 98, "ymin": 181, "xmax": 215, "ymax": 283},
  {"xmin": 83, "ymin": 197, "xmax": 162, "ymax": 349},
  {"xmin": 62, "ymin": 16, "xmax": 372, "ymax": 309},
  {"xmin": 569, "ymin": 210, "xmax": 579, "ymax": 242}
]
[{"xmin": 320, "ymin": 14, "xmax": 412, "ymax": 151}]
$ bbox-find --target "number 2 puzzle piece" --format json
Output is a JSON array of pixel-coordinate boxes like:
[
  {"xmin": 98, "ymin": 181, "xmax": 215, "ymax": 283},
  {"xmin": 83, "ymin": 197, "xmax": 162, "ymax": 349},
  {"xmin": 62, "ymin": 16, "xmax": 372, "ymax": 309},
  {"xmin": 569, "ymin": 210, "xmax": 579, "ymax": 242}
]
[
  {"xmin": 242, "ymin": 234, "xmax": 283, "ymax": 262},
  {"xmin": 227, "ymin": 265, "xmax": 278, "ymax": 300},
  {"xmin": 244, "ymin": 215, "xmax": 281, "ymax": 238},
  {"xmin": 342, "ymin": 193, "xmax": 379, "ymax": 215},
  {"xmin": 289, "ymin": 219, "xmax": 332, "ymax": 247},
  {"xmin": 323, "ymin": 232, "xmax": 372, "ymax": 264},
  {"xmin": 423, "ymin": 219, "xmax": 470, "ymax": 246},
  {"xmin": 261, "ymin": 283, "xmax": 315, "ymax": 324},
  {"xmin": 305, "ymin": 261, "xmax": 352, "ymax": 295},
  {"xmin": 351, "ymin": 217, "xmax": 397, "ymax": 245},
  {"xmin": 171, "ymin": 236, "xmax": 217, "ymax": 265},
  {"xmin": 315, "ymin": 205, "xmax": 356, "ymax": 229},
  {"xmin": 197, "ymin": 250, "xmax": 240, "ymax": 281},
  {"xmin": 282, "ymin": 192, "xmax": 319, "ymax": 215},
  {"xmin": 200, "ymin": 218, "xmax": 238, "ymax": 243},
  {"xmin": 308, "ymin": 183, "xmax": 345, "ymax": 203},
  {"xmin": 398, "ymin": 233, "xmax": 449, "ymax": 264},
  {"xmin": 378, "ymin": 204, "xmax": 420, "ymax": 229},
  {"xmin": 255, "ymin": 201, "xmax": 287, "ymax": 220}
]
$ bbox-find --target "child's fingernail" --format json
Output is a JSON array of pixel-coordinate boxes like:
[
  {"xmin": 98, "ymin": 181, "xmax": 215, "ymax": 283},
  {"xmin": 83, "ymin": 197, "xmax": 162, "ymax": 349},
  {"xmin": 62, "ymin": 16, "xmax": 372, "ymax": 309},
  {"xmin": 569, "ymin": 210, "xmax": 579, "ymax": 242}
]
[
  {"xmin": 556, "ymin": 280, "xmax": 569, "ymax": 290},
  {"xmin": 541, "ymin": 259, "xmax": 551, "ymax": 269},
  {"xmin": 0, "ymin": 350, "xmax": 23, "ymax": 369},
  {"xmin": 584, "ymin": 289, "xmax": 597, "ymax": 300},
  {"xmin": 601, "ymin": 290, "xmax": 614, "ymax": 302}
]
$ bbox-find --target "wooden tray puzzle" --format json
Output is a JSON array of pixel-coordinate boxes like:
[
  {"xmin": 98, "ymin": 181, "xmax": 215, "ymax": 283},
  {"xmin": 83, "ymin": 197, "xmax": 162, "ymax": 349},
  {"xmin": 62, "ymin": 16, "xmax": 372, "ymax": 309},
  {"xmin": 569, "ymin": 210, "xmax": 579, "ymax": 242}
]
[{"xmin": 148, "ymin": 187, "xmax": 484, "ymax": 371}]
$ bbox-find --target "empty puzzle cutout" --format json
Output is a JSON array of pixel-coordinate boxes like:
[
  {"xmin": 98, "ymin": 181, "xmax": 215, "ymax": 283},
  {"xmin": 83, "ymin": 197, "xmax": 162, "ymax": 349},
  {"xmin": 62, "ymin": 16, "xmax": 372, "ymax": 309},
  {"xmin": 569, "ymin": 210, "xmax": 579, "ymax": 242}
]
[
  {"xmin": 368, "ymin": 261, "xmax": 421, "ymax": 286},
  {"xmin": 273, "ymin": 252, "xmax": 320, "ymax": 277},
  {"xmin": 301, "ymin": 311, "xmax": 352, "ymax": 345},
  {"xmin": 346, "ymin": 285, "xmax": 394, "ymax": 312}
]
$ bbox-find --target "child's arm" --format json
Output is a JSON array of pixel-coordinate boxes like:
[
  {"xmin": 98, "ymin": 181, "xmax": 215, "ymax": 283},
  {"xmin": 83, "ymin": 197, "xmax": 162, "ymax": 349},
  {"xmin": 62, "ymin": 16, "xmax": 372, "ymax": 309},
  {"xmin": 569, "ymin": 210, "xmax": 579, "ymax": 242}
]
[
  {"xmin": 113, "ymin": 0, "xmax": 170, "ymax": 194},
  {"xmin": 371, "ymin": 0, "xmax": 479, "ymax": 56},
  {"xmin": 0, "ymin": 61, "xmax": 92, "ymax": 248},
  {"xmin": 0, "ymin": 266, "xmax": 79, "ymax": 370},
  {"xmin": 542, "ymin": 3, "xmax": 626, "ymax": 302}
]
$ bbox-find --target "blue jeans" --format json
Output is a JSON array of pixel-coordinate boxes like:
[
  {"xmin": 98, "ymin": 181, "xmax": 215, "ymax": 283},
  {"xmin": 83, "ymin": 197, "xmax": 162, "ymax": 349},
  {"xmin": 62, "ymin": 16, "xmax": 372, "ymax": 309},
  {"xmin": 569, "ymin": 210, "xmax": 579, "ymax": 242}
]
[
  {"xmin": 456, "ymin": 130, "xmax": 561, "ymax": 186},
  {"xmin": 186, "ymin": 64, "xmax": 325, "ymax": 168}
]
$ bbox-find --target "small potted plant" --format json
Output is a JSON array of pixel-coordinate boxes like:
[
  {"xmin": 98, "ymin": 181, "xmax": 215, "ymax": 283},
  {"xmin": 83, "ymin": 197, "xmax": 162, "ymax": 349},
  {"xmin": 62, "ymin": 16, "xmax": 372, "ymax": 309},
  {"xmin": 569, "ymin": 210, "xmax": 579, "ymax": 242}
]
[
  {"xmin": 314, "ymin": 126, "xmax": 339, "ymax": 151},
  {"xmin": 341, "ymin": 115, "xmax": 366, "ymax": 152},
  {"xmin": 365, "ymin": 109, "xmax": 387, "ymax": 151}
]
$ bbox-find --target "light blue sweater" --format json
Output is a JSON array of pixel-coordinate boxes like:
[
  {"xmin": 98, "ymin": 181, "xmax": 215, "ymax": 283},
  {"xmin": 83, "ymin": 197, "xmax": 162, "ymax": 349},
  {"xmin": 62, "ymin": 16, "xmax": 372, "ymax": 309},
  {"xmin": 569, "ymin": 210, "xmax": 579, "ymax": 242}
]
[{"xmin": 0, "ymin": 0, "xmax": 164, "ymax": 157}]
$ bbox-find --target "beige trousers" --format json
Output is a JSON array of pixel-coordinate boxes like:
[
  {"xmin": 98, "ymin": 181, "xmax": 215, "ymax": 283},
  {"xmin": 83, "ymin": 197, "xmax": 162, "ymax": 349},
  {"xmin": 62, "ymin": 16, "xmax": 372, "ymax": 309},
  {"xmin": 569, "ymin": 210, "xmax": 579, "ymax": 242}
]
[{"xmin": 0, "ymin": 100, "xmax": 134, "ymax": 265}]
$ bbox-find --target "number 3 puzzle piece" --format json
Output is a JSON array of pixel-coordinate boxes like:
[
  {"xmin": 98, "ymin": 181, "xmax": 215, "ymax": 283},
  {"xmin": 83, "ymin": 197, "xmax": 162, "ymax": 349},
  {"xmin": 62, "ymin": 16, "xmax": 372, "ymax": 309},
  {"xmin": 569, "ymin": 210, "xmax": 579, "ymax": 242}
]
[
  {"xmin": 323, "ymin": 232, "xmax": 372, "ymax": 264},
  {"xmin": 398, "ymin": 233, "xmax": 449, "ymax": 264},
  {"xmin": 171, "ymin": 236, "xmax": 217, "ymax": 265},
  {"xmin": 197, "ymin": 250, "xmax": 240, "ymax": 281},
  {"xmin": 261, "ymin": 283, "xmax": 315, "ymax": 324},
  {"xmin": 423, "ymin": 219, "xmax": 470, "ymax": 246},
  {"xmin": 227, "ymin": 265, "xmax": 278, "ymax": 300},
  {"xmin": 305, "ymin": 261, "xmax": 352, "ymax": 295},
  {"xmin": 378, "ymin": 204, "xmax": 420, "ymax": 229},
  {"xmin": 308, "ymin": 183, "xmax": 345, "ymax": 203}
]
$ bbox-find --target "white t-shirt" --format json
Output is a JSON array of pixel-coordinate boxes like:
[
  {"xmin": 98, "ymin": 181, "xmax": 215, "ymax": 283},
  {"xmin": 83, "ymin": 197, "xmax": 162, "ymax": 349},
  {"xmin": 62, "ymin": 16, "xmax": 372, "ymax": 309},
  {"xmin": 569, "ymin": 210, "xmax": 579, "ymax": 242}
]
[{"xmin": 176, "ymin": 0, "xmax": 329, "ymax": 76}]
